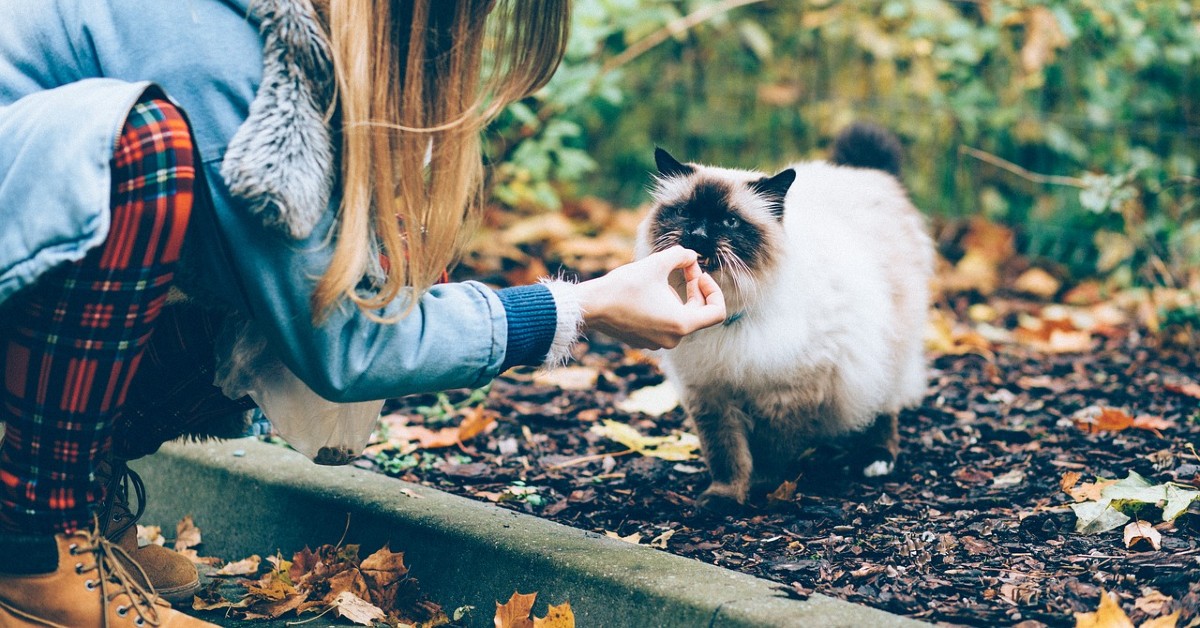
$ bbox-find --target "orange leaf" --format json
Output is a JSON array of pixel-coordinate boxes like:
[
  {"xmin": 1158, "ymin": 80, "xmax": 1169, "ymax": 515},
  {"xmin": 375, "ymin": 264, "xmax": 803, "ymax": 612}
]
[
  {"xmin": 1074, "ymin": 590, "xmax": 1134, "ymax": 628},
  {"xmin": 1131, "ymin": 415, "xmax": 1174, "ymax": 436},
  {"xmin": 495, "ymin": 591, "xmax": 537, "ymax": 628},
  {"xmin": 534, "ymin": 602, "xmax": 575, "ymax": 628},
  {"xmin": 212, "ymin": 555, "xmax": 261, "ymax": 577},
  {"xmin": 458, "ymin": 406, "xmax": 498, "ymax": 442},
  {"xmin": 1060, "ymin": 471, "xmax": 1082, "ymax": 495},
  {"xmin": 1074, "ymin": 407, "xmax": 1134, "ymax": 434}
]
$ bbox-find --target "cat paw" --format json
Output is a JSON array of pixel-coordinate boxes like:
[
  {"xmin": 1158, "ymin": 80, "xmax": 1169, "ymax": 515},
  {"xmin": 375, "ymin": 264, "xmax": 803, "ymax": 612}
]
[
  {"xmin": 861, "ymin": 459, "xmax": 895, "ymax": 478},
  {"xmin": 696, "ymin": 487, "xmax": 747, "ymax": 515}
]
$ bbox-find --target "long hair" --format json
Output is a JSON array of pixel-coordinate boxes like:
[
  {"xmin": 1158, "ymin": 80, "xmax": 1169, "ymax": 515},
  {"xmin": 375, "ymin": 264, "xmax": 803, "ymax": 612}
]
[{"xmin": 312, "ymin": 0, "xmax": 569, "ymax": 321}]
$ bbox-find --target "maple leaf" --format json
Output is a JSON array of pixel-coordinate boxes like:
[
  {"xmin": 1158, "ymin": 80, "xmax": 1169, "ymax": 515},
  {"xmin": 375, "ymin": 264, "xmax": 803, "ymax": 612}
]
[
  {"xmin": 174, "ymin": 515, "xmax": 201, "ymax": 552},
  {"xmin": 1060, "ymin": 471, "xmax": 1083, "ymax": 495},
  {"xmin": 649, "ymin": 529, "xmax": 676, "ymax": 549},
  {"xmin": 533, "ymin": 602, "xmax": 575, "ymax": 628},
  {"xmin": 767, "ymin": 480, "xmax": 798, "ymax": 504},
  {"xmin": 495, "ymin": 591, "xmax": 537, "ymax": 628},
  {"xmin": 604, "ymin": 530, "xmax": 643, "ymax": 545},
  {"xmin": 137, "ymin": 524, "xmax": 165, "ymax": 547},
  {"xmin": 532, "ymin": 365, "xmax": 600, "ymax": 390}
]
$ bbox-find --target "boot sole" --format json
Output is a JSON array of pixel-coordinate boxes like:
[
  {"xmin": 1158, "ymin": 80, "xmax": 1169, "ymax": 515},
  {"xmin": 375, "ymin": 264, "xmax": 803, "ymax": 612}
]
[{"xmin": 156, "ymin": 578, "xmax": 201, "ymax": 606}]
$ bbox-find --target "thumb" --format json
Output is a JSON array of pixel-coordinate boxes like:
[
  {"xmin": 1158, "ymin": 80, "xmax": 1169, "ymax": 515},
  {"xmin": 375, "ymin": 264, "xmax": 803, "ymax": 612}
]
[{"xmin": 653, "ymin": 245, "xmax": 701, "ymax": 277}]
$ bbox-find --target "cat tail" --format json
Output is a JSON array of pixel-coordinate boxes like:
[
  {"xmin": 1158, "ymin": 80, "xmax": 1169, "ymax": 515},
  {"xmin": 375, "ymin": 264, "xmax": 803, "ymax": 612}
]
[{"xmin": 830, "ymin": 122, "xmax": 903, "ymax": 177}]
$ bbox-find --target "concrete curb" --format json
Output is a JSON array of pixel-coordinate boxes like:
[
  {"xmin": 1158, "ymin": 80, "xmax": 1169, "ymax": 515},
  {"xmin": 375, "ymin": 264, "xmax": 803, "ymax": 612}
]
[{"xmin": 133, "ymin": 438, "xmax": 924, "ymax": 627}]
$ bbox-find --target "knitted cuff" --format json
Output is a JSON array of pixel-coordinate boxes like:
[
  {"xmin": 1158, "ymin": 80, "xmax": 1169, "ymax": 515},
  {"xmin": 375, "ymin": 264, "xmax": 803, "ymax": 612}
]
[{"xmin": 496, "ymin": 284, "xmax": 558, "ymax": 371}]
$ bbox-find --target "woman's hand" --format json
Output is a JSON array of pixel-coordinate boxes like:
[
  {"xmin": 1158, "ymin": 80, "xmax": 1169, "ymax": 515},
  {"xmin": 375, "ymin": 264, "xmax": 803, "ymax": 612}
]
[{"xmin": 574, "ymin": 246, "xmax": 726, "ymax": 349}]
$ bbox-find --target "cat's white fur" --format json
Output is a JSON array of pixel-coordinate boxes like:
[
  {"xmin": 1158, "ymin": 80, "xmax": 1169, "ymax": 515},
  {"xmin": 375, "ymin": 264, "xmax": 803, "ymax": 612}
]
[{"xmin": 636, "ymin": 159, "xmax": 933, "ymax": 504}]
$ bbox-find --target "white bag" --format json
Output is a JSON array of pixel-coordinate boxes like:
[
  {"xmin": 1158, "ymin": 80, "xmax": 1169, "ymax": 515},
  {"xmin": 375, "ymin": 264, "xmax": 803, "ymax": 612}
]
[{"xmin": 213, "ymin": 317, "xmax": 382, "ymax": 465}]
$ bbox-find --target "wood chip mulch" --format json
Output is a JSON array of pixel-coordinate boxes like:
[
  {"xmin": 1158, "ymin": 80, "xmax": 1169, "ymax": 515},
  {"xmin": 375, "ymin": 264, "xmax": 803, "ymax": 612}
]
[{"xmin": 361, "ymin": 324, "xmax": 1200, "ymax": 627}]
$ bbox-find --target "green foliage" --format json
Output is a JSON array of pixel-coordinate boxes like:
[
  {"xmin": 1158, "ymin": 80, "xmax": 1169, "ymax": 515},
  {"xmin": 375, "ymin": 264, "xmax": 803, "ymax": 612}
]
[{"xmin": 489, "ymin": 0, "xmax": 1200, "ymax": 284}]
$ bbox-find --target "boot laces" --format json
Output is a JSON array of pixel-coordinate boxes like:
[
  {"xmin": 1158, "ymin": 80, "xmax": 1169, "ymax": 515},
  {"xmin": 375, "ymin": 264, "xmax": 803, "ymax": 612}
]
[
  {"xmin": 97, "ymin": 459, "xmax": 146, "ymax": 542},
  {"xmin": 73, "ymin": 528, "xmax": 164, "ymax": 627}
]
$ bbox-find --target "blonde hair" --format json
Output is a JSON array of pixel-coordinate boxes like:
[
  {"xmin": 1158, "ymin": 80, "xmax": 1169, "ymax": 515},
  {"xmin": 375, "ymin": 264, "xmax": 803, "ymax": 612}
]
[{"xmin": 312, "ymin": 0, "xmax": 569, "ymax": 321}]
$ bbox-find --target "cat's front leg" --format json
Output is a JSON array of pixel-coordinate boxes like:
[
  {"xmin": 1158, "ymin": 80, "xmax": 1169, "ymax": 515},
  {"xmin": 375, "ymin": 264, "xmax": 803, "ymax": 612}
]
[{"xmin": 689, "ymin": 401, "xmax": 753, "ymax": 513}]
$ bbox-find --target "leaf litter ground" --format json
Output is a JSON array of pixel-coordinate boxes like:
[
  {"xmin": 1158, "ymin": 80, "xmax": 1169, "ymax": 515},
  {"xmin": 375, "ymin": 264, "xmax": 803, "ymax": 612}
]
[{"xmin": 358, "ymin": 315, "xmax": 1200, "ymax": 628}]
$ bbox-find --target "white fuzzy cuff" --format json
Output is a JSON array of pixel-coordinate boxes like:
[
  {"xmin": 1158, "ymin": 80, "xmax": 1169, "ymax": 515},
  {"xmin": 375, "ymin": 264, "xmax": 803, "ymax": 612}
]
[{"xmin": 540, "ymin": 278, "xmax": 585, "ymax": 369}]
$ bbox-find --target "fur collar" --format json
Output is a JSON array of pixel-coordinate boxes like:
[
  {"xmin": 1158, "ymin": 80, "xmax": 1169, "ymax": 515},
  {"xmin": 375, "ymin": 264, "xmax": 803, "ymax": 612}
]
[{"xmin": 220, "ymin": 0, "xmax": 334, "ymax": 240}]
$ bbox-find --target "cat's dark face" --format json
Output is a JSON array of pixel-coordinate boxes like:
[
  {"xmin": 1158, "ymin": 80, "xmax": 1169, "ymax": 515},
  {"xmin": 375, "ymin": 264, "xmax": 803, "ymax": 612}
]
[{"xmin": 644, "ymin": 148, "xmax": 795, "ymax": 280}]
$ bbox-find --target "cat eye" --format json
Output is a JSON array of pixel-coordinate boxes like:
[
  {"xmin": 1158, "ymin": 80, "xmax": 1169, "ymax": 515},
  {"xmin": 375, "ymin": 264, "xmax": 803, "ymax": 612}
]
[{"xmin": 722, "ymin": 216, "xmax": 740, "ymax": 229}]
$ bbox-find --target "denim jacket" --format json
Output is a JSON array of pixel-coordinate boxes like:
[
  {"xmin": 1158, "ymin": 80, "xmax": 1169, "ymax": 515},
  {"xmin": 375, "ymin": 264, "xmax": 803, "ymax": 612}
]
[{"xmin": 0, "ymin": 0, "xmax": 580, "ymax": 402}]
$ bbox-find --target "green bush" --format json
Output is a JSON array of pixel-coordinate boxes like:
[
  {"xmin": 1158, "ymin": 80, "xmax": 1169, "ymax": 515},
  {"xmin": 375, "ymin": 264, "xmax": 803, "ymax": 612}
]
[{"xmin": 488, "ymin": 0, "xmax": 1200, "ymax": 284}]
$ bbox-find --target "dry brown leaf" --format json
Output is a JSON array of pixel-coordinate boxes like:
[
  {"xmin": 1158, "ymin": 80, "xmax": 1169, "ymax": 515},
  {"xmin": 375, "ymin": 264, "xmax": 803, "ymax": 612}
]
[
  {"xmin": 1141, "ymin": 611, "xmax": 1181, "ymax": 628},
  {"xmin": 1074, "ymin": 590, "xmax": 1134, "ymax": 628},
  {"xmin": 1134, "ymin": 590, "xmax": 1174, "ymax": 616},
  {"xmin": 1068, "ymin": 479, "xmax": 1118, "ymax": 502},
  {"xmin": 1060, "ymin": 471, "xmax": 1083, "ymax": 495},
  {"xmin": 604, "ymin": 530, "xmax": 643, "ymax": 545},
  {"xmin": 533, "ymin": 366, "xmax": 600, "ymax": 391},
  {"xmin": 174, "ymin": 515, "xmax": 201, "ymax": 552},
  {"xmin": 333, "ymin": 591, "xmax": 387, "ymax": 626},
  {"xmin": 768, "ymin": 479, "xmax": 798, "ymax": 504},
  {"xmin": 1074, "ymin": 407, "xmax": 1134, "ymax": 434},
  {"xmin": 1123, "ymin": 520, "xmax": 1162, "ymax": 551},
  {"xmin": 1014, "ymin": 267, "xmax": 1061, "ymax": 298},
  {"xmin": 137, "ymin": 524, "xmax": 165, "ymax": 548},
  {"xmin": 1131, "ymin": 415, "xmax": 1174, "ymax": 437},
  {"xmin": 962, "ymin": 217, "xmax": 1016, "ymax": 262},
  {"xmin": 212, "ymin": 555, "xmax": 261, "ymax": 577},
  {"xmin": 1165, "ymin": 381, "xmax": 1200, "ymax": 399},
  {"xmin": 360, "ymin": 545, "xmax": 409, "ymax": 590},
  {"xmin": 495, "ymin": 591, "xmax": 538, "ymax": 628},
  {"xmin": 533, "ymin": 602, "xmax": 575, "ymax": 628},
  {"xmin": 458, "ymin": 406, "xmax": 498, "ymax": 442},
  {"xmin": 649, "ymin": 529, "xmax": 676, "ymax": 549}
]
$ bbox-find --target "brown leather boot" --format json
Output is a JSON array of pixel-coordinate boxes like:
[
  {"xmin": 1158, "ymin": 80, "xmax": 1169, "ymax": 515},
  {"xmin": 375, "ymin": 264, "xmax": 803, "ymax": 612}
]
[
  {"xmin": 96, "ymin": 459, "xmax": 200, "ymax": 605},
  {"xmin": 0, "ymin": 528, "xmax": 216, "ymax": 627}
]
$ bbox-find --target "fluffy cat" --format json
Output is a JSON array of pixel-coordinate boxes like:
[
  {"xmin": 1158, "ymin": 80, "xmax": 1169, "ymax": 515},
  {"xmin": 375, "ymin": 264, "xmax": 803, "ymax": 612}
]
[{"xmin": 635, "ymin": 123, "xmax": 933, "ymax": 513}]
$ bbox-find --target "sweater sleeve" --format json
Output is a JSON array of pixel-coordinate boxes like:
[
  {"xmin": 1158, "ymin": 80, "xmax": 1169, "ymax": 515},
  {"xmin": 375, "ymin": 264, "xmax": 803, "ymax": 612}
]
[{"xmin": 496, "ymin": 279, "xmax": 583, "ymax": 371}]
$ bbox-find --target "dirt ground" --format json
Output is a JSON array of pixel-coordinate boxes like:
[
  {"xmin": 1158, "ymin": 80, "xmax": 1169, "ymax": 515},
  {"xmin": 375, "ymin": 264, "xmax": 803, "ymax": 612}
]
[{"xmin": 361, "ymin": 313, "xmax": 1200, "ymax": 627}]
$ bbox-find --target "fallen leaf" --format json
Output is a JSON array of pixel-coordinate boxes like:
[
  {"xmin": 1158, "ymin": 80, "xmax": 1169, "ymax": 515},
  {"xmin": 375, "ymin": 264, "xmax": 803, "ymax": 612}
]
[
  {"xmin": 1165, "ymin": 381, "xmax": 1200, "ymax": 399},
  {"xmin": 137, "ymin": 524, "xmax": 165, "ymax": 548},
  {"xmin": 615, "ymin": 382, "xmax": 680, "ymax": 417},
  {"xmin": 457, "ymin": 406, "xmax": 499, "ymax": 441},
  {"xmin": 1071, "ymin": 472, "xmax": 1200, "ymax": 533},
  {"xmin": 589, "ymin": 420, "xmax": 700, "ymax": 461},
  {"xmin": 1141, "ymin": 612, "xmax": 1181, "ymax": 628},
  {"xmin": 1123, "ymin": 520, "xmax": 1162, "ymax": 551},
  {"xmin": 1014, "ymin": 267, "xmax": 1061, "ymax": 298},
  {"xmin": 495, "ymin": 591, "xmax": 537, "ymax": 628},
  {"xmin": 333, "ymin": 591, "xmax": 387, "ymax": 626},
  {"xmin": 767, "ymin": 480, "xmax": 798, "ymax": 504},
  {"xmin": 1074, "ymin": 590, "xmax": 1134, "ymax": 628},
  {"xmin": 1073, "ymin": 407, "xmax": 1134, "ymax": 434},
  {"xmin": 604, "ymin": 530, "xmax": 643, "ymax": 545},
  {"xmin": 176, "ymin": 548, "xmax": 221, "ymax": 566},
  {"xmin": 1069, "ymin": 478, "xmax": 1118, "ymax": 502},
  {"xmin": 992, "ymin": 468, "xmax": 1026, "ymax": 488},
  {"xmin": 212, "ymin": 555, "xmax": 261, "ymax": 577},
  {"xmin": 649, "ymin": 529, "xmax": 676, "ymax": 549},
  {"xmin": 1131, "ymin": 415, "xmax": 1175, "ymax": 436},
  {"xmin": 533, "ymin": 602, "xmax": 575, "ymax": 628},
  {"xmin": 174, "ymin": 515, "xmax": 201, "ymax": 552},
  {"xmin": 1061, "ymin": 471, "xmax": 1083, "ymax": 495},
  {"xmin": 533, "ymin": 366, "xmax": 600, "ymax": 391},
  {"xmin": 1134, "ymin": 590, "xmax": 1174, "ymax": 616}
]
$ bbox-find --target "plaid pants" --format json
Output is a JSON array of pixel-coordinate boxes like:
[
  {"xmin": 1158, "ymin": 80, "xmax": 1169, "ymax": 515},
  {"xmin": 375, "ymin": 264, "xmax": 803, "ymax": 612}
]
[{"xmin": 0, "ymin": 98, "xmax": 194, "ymax": 534}]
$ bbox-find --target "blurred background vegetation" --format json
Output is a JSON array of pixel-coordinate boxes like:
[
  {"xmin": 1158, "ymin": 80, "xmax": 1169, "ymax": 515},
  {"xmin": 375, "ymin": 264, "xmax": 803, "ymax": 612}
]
[{"xmin": 479, "ymin": 0, "xmax": 1200, "ymax": 294}]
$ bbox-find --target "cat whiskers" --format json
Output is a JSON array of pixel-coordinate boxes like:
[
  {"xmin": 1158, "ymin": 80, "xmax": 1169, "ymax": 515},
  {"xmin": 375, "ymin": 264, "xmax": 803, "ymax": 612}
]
[
  {"xmin": 715, "ymin": 245, "xmax": 758, "ymax": 308},
  {"xmin": 652, "ymin": 230, "xmax": 683, "ymax": 254}
]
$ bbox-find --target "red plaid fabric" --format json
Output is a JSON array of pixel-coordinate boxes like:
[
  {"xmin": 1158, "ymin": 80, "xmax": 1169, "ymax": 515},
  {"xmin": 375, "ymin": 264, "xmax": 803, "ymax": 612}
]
[{"xmin": 0, "ymin": 98, "xmax": 194, "ymax": 534}]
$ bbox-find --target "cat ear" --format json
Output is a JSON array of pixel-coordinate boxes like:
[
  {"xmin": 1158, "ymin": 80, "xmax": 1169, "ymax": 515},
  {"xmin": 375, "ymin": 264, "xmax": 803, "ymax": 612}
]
[
  {"xmin": 750, "ymin": 168, "xmax": 796, "ymax": 219},
  {"xmin": 654, "ymin": 147, "xmax": 695, "ymax": 178}
]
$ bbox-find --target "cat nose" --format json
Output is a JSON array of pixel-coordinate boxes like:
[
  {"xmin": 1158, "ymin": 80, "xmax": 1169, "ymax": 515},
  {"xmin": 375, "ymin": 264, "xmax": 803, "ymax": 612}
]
[{"xmin": 689, "ymin": 225, "xmax": 707, "ymax": 237}]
